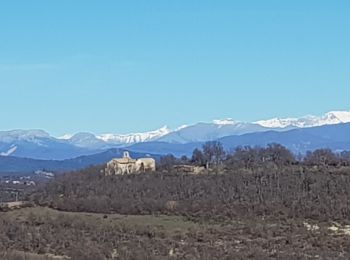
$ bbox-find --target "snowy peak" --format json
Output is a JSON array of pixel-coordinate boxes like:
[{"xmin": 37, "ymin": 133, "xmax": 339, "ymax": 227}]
[
  {"xmin": 97, "ymin": 126, "xmax": 171, "ymax": 144},
  {"xmin": 213, "ymin": 118, "xmax": 236, "ymax": 125},
  {"xmin": 321, "ymin": 111, "xmax": 350, "ymax": 124},
  {"xmin": 255, "ymin": 117, "xmax": 306, "ymax": 128},
  {"xmin": 255, "ymin": 111, "xmax": 350, "ymax": 129},
  {"xmin": 58, "ymin": 126, "xmax": 171, "ymax": 146},
  {"xmin": 58, "ymin": 134, "xmax": 73, "ymax": 140}
]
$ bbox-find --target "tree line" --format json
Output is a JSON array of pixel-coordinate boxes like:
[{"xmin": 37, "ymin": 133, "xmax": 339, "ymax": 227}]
[
  {"xmin": 27, "ymin": 143, "xmax": 350, "ymax": 222},
  {"xmin": 159, "ymin": 141, "xmax": 350, "ymax": 170}
]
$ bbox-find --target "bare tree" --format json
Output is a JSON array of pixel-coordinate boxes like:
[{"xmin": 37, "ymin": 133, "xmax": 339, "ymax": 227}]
[
  {"xmin": 191, "ymin": 148, "xmax": 206, "ymax": 166},
  {"xmin": 159, "ymin": 154, "xmax": 178, "ymax": 171},
  {"xmin": 304, "ymin": 149, "xmax": 339, "ymax": 167},
  {"xmin": 202, "ymin": 141, "xmax": 225, "ymax": 169}
]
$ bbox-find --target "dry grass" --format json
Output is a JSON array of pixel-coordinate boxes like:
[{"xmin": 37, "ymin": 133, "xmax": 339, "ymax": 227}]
[{"xmin": 4, "ymin": 206, "xmax": 199, "ymax": 235}]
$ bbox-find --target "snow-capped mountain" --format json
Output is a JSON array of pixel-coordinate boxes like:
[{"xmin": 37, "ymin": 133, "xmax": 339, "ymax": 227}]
[
  {"xmin": 1, "ymin": 110, "xmax": 350, "ymax": 160},
  {"xmin": 156, "ymin": 121, "xmax": 269, "ymax": 144},
  {"xmin": 55, "ymin": 110, "xmax": 350, "ymax": 147},
  {"xmin": 155, "ymin": 111, "xmax": 350, "ymax": 144},
  {"xmin": 255, "ymin": 111, "xmax": 350, "ymax": 129},
  {"xmin": 212, "ymin": 118, "xmax": 237, "ymax": 126},
  {"xmin": 97, "ymin": 126, "xmax": 171, "ymax": 144},
  {"xmin": 128, "ymin": 123, "xmax": 350, "ymax": 156}
]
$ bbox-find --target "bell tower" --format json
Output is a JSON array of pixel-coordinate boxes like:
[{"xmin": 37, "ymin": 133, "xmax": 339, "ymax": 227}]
[{"xmin": 123, "ymin": 151, "xmax": 131, "ymax": 158}]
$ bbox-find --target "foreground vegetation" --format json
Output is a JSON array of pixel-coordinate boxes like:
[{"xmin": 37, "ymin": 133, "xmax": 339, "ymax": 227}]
[
  {"xmin": 2, "ymin": 206, "xmax": 350, "ymax": 259},
  {"xmin": 2, "ymin": 144, "xmax": 350, "ymax": 259}
]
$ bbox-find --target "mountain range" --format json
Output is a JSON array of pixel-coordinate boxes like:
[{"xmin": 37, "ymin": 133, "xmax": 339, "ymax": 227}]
[
  {"xmin": 1, "ymin": 111, "xmax": 350, "ymax": 163},
  {"xmin": 59, "ymin": 110, "xmax": 350, "ymax": 146},
  {"xmin": 126, "ymin": 123, "xmax": 350, "ymax": 156}
]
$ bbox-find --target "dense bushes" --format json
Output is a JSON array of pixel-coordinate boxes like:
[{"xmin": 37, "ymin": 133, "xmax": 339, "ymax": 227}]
[{"xmin": 29, "ymin": 163, "xmax": 350, "ymax": 222}]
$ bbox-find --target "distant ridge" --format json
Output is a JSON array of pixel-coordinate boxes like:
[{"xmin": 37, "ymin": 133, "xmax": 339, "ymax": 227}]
[
  {"xmin": 128, "ymin": 123, "xmax": 350, "ymax": 156},
  {"xmin": 1, "ymin": 110, "xmax": 350, "ymax": 160},
  {"xmin": 255, "ymin": 111, "xmax": 350, "ymax": 128}
]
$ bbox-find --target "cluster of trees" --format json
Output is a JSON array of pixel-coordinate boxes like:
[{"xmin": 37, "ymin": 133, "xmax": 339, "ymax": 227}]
[
  {"xmin": 159, "ymin": 142, "xmax": 350, "ymax": 170},
  {"xmin": 159, "ymin": 141, "xmax": 227, "ymax": 170},
  {"xmin": 28, "ymin": 158, "xmax": 350, "ymax": 222}
]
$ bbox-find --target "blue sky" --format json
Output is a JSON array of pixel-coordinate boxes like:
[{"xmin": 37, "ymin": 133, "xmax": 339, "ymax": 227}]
[{"xmin": 0, "ymin": 1, "xmax": 349, "ymax": 136}]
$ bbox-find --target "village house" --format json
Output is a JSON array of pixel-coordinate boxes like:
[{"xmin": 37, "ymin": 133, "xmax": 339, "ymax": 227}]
[{"xmin": 105, "ymin": 151, "xmax": 156, "ymax": 175}]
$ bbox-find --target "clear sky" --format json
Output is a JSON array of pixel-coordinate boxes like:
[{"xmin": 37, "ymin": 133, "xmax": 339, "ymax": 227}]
[{"xmin": 0, "ymin": 1, "xmax": 349, "ymax": 136}]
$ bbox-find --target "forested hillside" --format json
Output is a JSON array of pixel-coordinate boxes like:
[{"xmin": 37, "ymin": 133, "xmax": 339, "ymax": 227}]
[{"xmin": 2, "ymin": 144, "xmax": 350, "ymax": 259}]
